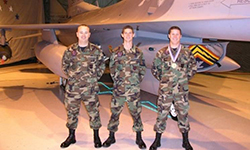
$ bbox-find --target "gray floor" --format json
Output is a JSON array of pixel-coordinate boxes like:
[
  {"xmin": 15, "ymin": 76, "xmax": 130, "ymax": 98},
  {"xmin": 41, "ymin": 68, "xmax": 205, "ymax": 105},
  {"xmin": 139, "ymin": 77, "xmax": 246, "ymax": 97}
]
[{"xmin": 0, "ymin": 63, "xmax": 250, "ymax": 150}]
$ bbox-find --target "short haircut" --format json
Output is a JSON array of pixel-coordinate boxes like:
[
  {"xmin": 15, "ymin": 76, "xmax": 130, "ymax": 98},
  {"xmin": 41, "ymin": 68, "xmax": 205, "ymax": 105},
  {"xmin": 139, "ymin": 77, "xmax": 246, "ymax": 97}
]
[
  {"xmin": 77, "ymin": 24, "xmax": 90, "ymax": 32},
  {"xmin": 121, "ymin": 25, "xmax": 134, "ymax": 34},
  {"xmin": 168, "ymin": 26, "xmax": 182, "ymax": 35}
]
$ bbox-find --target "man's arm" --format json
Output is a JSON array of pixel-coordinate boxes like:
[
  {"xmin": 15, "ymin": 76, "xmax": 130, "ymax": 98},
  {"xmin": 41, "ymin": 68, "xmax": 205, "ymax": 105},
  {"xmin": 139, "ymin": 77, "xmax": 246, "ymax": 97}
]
[
  {"xmin": 151, "ymin": 51, "xmax": 162, "ymax": 81},
  {"xmin": 139, "ymin": 52, "xmax": 146, "ymax": 82},
  {"xmin": 187, "ymin": 51, "xmax": 197, "ymax": 80},
  {"xmin": 62, "ymin": 50, "xmax": 71, "ymax": 77},
  {"xmin": 109, "ymin": 53, "xmax": 116, "ymax": 81},
  {"xmin": 96, "ymin": 51, "xmax": 106, "ymax": 80}
]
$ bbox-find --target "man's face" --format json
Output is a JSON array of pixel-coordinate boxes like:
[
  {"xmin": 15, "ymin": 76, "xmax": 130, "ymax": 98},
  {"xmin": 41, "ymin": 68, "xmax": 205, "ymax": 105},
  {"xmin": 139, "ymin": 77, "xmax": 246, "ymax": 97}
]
[
  {"xmin": 121, "ymin": 28, "xmax": 134, "ymax": 42},
  {"xmin": 168, "ymin": 29, "xmax": 182, "ymax": 45},
  {"xmin": 76, "ymin": 26, "xmax": 91, "ymax": 42}
]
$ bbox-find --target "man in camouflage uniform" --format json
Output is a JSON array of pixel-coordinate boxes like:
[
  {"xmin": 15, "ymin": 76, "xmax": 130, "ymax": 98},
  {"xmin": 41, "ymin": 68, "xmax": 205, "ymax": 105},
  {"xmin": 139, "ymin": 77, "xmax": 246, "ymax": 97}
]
[
  {"xmin": 149, "ymin": 26, "xmax": 197, "ymax": 150},
  {"xmin": 60, "ymin": 24, "xmax": 105, "ymax": 148},
  {"xmin": 102, "ymin": 25, "xmax": 147, "ymax": 149}
]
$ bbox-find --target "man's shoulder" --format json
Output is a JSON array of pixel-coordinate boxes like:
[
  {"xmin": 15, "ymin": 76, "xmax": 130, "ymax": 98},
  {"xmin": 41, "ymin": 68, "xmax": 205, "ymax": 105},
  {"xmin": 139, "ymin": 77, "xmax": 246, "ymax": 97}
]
[
  {"xmin": 134, "ymin": 45, "xmax": 142, "ymax": 53},
  {"xmin": 111, "ymin": 45, "xmax": 123, "ymax": 53},
  {"xmin": 89, "ymin": 43, "xmax": 99, "ymax": 49},
  {"xmin": 158, "ymin": 46, "xmax": 168, "ymax": 55},
  {"xmin": 181, "ymin": 45, "xmax": 190, "ymax": 51},
  {"xmin": 67, "ymin": 43, "xmax": 78, "ymax": 51},
  {"xmin": 64, "ymin": 43, "xmax": 77, "ymax": 55},
  {"xmin": 180, "ymin": 45, "xmax": 192, "ymax": 55},
  {"xmin": 88, "ymin": 43, "xmax": 103, "ymax": 55}
]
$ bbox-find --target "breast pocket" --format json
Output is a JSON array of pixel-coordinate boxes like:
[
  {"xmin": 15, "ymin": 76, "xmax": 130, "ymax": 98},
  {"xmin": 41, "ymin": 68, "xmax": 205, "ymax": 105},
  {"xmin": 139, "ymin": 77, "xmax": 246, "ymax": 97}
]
[
  {"xmin": 130, "ymin": 59, "xmax": 139, "ymax": 73},
  {"xmin": 115, "ymin": 57, "xmax": 125, "ymax": 71},
  {"xmin": 180, "ymin": 56, "xmax": 189, "ymax": 71},
  {"xmin": 85, "ymin": 55, "xmax": 97, "ymax": 75},
  {"xmin": 68, "ymin": 57, "xmax": 82, "ymax": 77}
]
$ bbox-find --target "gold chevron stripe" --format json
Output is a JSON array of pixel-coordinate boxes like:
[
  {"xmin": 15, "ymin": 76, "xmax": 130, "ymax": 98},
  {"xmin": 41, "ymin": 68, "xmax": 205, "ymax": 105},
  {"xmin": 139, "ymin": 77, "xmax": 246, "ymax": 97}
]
[
  {"xmin": 193, "ymin": 53, "xmax": 213, "ymax": 65},
  {"xmin": 189, "ymin": 45, "xmax": 220, "ymax": 66}
]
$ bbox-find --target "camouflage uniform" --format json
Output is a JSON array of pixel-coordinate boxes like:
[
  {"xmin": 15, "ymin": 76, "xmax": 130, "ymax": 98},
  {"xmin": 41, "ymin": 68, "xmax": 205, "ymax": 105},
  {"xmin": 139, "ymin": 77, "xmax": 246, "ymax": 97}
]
[
  {"xmin": 151, "ymin": 45, "xmax": 197, "ymax": 133},
  {"xmin": 107, "ymin": 45, "xmax": 146, "ymax": 132},
  {"xmin": 62, "ymin": 43, "xmax": 105, "ymax": 130}
]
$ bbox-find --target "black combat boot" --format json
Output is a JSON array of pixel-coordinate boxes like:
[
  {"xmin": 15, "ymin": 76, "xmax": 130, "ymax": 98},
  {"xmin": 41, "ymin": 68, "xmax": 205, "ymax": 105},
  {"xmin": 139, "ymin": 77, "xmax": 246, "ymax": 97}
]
[
  {"xmin": 102, "ymin": 131, "xmax": 116, "ymax": 147},
  {"xmin": 60, "ymin": 129, "xmax": 76, "ymax": 148},
  {"xmin": 93, "ymin": 129, "xmax": 102, "ymax": 148},
  {"xmin": 149, "ymin": 132, "xmax": 162, "ymax": 150},
  {"xmin": 182, "ymin": 132, "xmax": 193, "ymax": 150},
  {"xmin": 136, "ymin": 131, "xmax": 147, "ymax": 149}
]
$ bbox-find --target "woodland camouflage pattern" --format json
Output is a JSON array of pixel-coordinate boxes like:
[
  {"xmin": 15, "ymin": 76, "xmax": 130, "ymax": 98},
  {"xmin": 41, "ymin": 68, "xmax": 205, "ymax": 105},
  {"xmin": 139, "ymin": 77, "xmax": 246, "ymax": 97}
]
[
  {"xmin": 107, "ymin": 45, "xmax": 146, "ymax": 132},
  {"xmin": 62, "ymin": 43, "xmax": 105, "ymax": 130},
  {"xmin": 151, "ymin": 45, "xmax": 197, "ymax": 133}
]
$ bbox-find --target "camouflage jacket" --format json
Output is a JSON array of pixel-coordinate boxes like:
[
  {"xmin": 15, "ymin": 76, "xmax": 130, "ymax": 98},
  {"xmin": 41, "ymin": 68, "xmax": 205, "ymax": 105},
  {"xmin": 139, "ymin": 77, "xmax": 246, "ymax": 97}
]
[
  {"xmin": 151, "ymin": 45, "xmax": 197, "ymax": 94},
  {"xmin": 62, "ymin": 42, "xmax": 106, "ymax": 85},
  {"xmin": 109, "ymin": 45, "xmax": 146, "ymax": 94}
]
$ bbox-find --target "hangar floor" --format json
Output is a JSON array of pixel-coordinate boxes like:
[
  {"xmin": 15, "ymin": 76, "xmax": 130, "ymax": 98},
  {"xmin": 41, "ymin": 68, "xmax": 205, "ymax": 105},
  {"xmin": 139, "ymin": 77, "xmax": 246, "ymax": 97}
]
[{"xmin": 0, "ymin": 63, "xmax": 250, "ymax": 150}]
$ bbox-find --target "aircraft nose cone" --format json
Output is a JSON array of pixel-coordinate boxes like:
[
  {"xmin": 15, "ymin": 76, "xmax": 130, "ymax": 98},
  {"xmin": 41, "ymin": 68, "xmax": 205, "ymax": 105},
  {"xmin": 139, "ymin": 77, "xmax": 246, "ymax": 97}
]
[{"xmin": 207, "ymin": 56, "xmax": 240, "ymax": 72}]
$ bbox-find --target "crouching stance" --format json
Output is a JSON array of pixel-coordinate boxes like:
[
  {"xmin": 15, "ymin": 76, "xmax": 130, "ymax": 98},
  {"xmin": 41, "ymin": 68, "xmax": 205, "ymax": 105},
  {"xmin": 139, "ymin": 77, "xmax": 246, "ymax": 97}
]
[
  {"xmin": 61, "ymin": 24, "xmax": 105, "ymax": 148},
  {"xmin": 103, "ymin": 25, "xmax": 147, "ymax": 149},
  {"xmin": 150, "ymin": 26, "xmax": 197, "ymax": 150}
]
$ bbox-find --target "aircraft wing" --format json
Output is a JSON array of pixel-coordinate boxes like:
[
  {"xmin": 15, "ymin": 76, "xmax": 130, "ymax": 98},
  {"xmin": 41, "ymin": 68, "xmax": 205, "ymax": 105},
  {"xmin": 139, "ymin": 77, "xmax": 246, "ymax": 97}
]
[
  {"xmin": 0, "ymin": 23, "xmax": 80, "ymax": 30},
  {"xmin": 1, "ymin": 0, "xmax": 246, "ymax": 74},
  {"xmin": 0, "ymin": 0, "xmax": 245, "ymax": 95},
  {"xmin": 67, "ymin": 0, "xmax": 250, "ymax": 42}
]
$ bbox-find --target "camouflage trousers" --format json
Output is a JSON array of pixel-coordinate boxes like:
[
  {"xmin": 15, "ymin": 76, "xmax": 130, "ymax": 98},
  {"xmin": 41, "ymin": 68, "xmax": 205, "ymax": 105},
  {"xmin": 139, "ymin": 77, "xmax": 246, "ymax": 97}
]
[
  {"xmin": 154, "ymin": 92, "xmax": 190, "ymax": 133},
  {"xmin": 107, "ymin": 92, "xmax": 143, "ymax": 132},
  {"xmin": 64, "ymin": 92, "xmax": 102, "ymax": 130}
]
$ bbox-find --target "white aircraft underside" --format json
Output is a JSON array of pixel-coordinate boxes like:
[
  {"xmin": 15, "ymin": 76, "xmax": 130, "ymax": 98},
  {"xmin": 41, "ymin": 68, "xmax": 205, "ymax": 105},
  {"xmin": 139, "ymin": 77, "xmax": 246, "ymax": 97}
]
[{"xmin": 1, "ymin": 0, "xmax": 249, "ymax": 95}]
